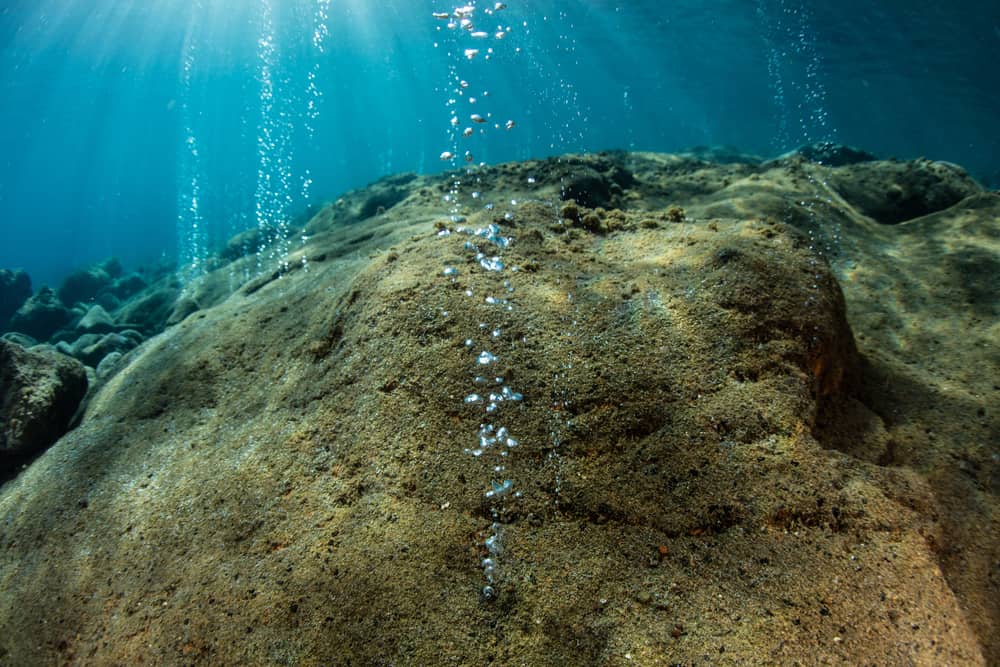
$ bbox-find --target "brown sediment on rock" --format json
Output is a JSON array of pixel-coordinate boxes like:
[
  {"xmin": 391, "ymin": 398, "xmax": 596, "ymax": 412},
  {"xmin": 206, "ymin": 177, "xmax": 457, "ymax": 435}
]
[{"xmin": 0, "ymin": 151, "xmax": 996, "ymax": 665}]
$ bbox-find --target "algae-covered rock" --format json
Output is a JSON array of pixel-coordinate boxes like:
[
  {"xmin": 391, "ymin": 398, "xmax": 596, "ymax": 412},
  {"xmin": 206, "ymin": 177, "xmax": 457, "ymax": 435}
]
[
  {"xmin": 0, "ymin": 340, "xmax": 87, "ymax": 461},
  {"xmin": 825, "ymin": 158, "xmax": 982, "ymax": 223},
  {"xmin": 95, "ymin": 351, "xmax": 124, "ymax": 380},
  {"xmin": 165, "ymin": 296, "xmax": 200, "ymax": 326}
]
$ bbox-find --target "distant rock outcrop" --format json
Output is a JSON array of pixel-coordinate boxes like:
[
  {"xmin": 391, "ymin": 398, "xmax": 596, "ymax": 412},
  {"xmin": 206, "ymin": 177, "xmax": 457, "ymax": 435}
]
[
  {"xmin": 825, "ymin": 158, "xmax": 982, "ymax": 223},
  {"xmin": 57, "ymin": 264, "xmax": 113, "ymax": 307},
  {"xmin": 0, "ymin": 269, "xmax": 32, "ymax": 329},
  {"xmin": 8, "ymin": 287, "xmax": 74, "ymax": 341},
  {"xmin": 796, "ymin": 141, "xmax": 877, "ymax": 166}
]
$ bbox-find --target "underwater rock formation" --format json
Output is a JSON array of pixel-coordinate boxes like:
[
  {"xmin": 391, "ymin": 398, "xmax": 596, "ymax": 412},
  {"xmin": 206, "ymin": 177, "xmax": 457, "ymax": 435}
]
[
  {"xmin": 8, "ymin": 286, "xmax": 73, "ymax": 341},
  {"xmin": 0, "ymin": 152, "xmax": 996, "ymax": 665},
  {"xmin": 56, "ymin": 262, "xmax": 115, "ymax": 307},
  {"xmin": 0, "ymin": 340, "xmax": 87, "ymax": 462},
  {"xmin": 114, "ymin": 283, "xmax": 181, "ymax": 336},
  {"xmin": 824, "ymin": 157, "xmax": 982, "ymax": 224},
  {"xmin": 0, "ymin": 269, "xmax": 31, "ymax": 330},
  {"xmin": 55, "ymin": 330, "xmax": 143, "ymax": 368},
  {"xmin": 795, "ymin": 141, "xmax": 877, "ymax": 166},
  {"xmin": 74, "ymin": 304, "xmax": 117, "ymax": 334}
]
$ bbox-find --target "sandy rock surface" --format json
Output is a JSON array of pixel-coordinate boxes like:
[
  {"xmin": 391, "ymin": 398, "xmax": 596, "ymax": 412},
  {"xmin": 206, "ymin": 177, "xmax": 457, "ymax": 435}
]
[{"xmin": 0, "ymin": 152, "xmax": 996, "ymax": 665}]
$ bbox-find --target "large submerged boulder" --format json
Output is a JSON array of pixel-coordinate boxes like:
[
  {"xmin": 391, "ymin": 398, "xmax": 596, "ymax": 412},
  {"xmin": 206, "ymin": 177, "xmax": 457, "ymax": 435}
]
[
  {"xmin": 57, "ymin": 264, "xmax": 113, "ymax": 307},
  {"xmin": 0, "ymin": 153, "xmax": 995, "ymax": 665},
  {"xmin": 825, "ymin": 158, "xmax": 982, "ymax": 224},
  {"xmin": 75, "ymin": 304, "xmax": 117, "ymax": 334},
  {"xmin": 0, "ymin": 340, "xmax": 87, "ymax": 462}
]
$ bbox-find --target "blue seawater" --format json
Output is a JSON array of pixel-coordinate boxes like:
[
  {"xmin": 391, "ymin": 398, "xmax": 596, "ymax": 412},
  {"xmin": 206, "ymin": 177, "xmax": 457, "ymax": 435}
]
[{"xmin": 0, "ymin": 0, "xmax": 997, "ymax": 287}]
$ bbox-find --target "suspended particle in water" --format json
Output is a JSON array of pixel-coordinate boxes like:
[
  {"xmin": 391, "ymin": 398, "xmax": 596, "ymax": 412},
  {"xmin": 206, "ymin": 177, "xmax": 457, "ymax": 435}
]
[
  {"xmin": 463, "ymin": 127, "xmax": 474, "ymax": 137},
  {"xmin": 495, "ymin": 2, "xmax": 507, "ymax": 10},
  {"xmin": 471, "ymin": 114, "xmax": 486, "ymax": 124},
  {"xmin": 464, "ymin": 48, "xmax": 480, "ymax": 59},
  {"xmin": 478, "ymin": 351, "xmax": 498, "ymax": 365},
  {"xmin": 443, "ymin": 266, "xmax": 458, "ymax": 277},
  {"xmin": 471, "ymin": 31, "xmax": 489, "ymax": 39},
  {"xmin": 440, "ymin": 151, "xmax": 455, "ymax": 161},
  {"xmin": 465, "ymin": 151, "xmax": 474, "ymax": 162},
  {"xmin": 505, "ymin": 120, "xmax": 516, "ymax": 130},
  {"xmin": 433, "ymin": 12, "xmax": 450, "ymax": 19}
]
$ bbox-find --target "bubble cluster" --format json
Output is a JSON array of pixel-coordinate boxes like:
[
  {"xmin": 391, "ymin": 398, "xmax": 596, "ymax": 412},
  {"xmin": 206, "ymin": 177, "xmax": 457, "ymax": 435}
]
[
  {"xmin": 448, "ymin": 216, "xmax": 524, "ymax": 598},
  {"xmin": 434, "ymin": 1, "xmax": 519, "ymax": 218},
  {"xmin": 756, "ymin": 0, "xmax": 836, "ymax": 150},
  {"xmin": 177, "ymin": 32, "xmax": 207, "ymax": 285},
  {"xmin": 301, "ymin": 0, "xmax": 330, "ymax": 204},
  {"xmin": 253, "ymin": 0, "xmax": 293, "ymax": 276},
  {"xmin": 433, "ymin": 2, "xmax": 526, "ymax": 601}
]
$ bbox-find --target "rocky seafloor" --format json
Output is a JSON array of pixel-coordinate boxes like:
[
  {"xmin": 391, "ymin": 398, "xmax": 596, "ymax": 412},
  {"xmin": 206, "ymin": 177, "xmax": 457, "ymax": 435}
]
[{"xmin": 0, "ymin": 146, "xmax": 997, "ymax": 665}]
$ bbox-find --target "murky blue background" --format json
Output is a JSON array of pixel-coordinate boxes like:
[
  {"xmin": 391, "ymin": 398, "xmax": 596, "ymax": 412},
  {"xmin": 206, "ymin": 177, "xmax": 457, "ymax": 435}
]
[{"xmin": 1, "ymin": 0, "xmax": 997, "ymax": 287}]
